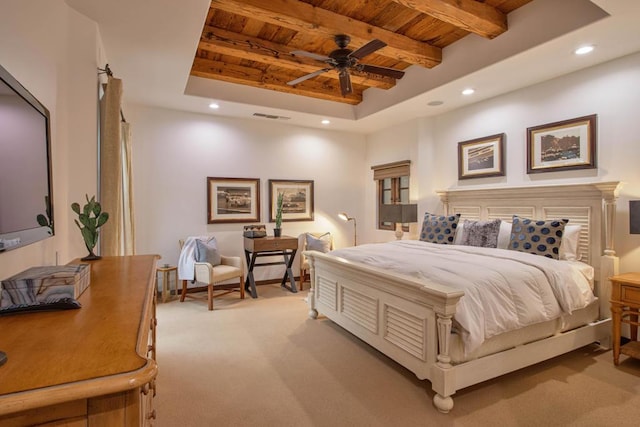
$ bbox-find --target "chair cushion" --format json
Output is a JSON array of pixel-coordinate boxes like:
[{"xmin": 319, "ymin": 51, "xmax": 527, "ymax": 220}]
[
  {"xmin": 211, "ymin": 264, "xmax": 242, "ymax": 283},
  {"xmin": 305, "ymin": 232, "xmax": 332, "ymax": 253},
  {"xmin": 195, "ymin": 238, "xmax": 221, "ymax": 266}
]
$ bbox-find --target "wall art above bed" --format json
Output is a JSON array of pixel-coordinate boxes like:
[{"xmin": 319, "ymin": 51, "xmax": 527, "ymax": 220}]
[
  {"xmin": 527, "ymin": 114, "xmax": 597, "ymax": 174},
  {"xmin": 457, "ymin": 133, "xmax": 505, "ymax": 180}
]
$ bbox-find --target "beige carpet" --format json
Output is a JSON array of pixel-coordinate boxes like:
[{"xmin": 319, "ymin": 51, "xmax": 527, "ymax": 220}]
[{"xmin": 155, "ymin": 285, "xmax": 640, "ymax": 426}]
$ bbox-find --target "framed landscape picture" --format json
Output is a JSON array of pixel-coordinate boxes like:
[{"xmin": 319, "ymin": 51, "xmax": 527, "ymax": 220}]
[
  {"xmin": 527, "ymin": 114, "xmax": 597, "ymax": 174},
  {"xmin": 458, "ymin": 133, "xmax": 505, "ymax": 179},
  {"xmin": 268, "ymin": 179, "xmax": 314, "ymax": 222},
  {"xmin": 207, "ymin": 177, "xmax": 260, "ymax": 224}
]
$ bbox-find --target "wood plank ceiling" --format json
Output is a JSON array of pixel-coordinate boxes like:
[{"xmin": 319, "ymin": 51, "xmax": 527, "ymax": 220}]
[{"xmin": 191, "ymin": 0, "xmax": 533, "ymax": 105}]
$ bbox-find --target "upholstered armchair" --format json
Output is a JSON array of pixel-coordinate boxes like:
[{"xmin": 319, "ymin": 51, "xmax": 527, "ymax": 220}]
[
  {"xmin": 298, "ymin": 232, "xmax": 333, "ymax": 290},
  {"xmin": 178, "ymin": 237, "xmax": 245, "ymax": 310}
]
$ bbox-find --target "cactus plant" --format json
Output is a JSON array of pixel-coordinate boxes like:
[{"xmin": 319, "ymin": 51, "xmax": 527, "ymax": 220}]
[
  {"xmin": 274, "ymin": 192, "xmax": 284, "ymax": 236},
  {"xmin": 71, "ymin": 194, "xmax": 109, "ymax": 260}
]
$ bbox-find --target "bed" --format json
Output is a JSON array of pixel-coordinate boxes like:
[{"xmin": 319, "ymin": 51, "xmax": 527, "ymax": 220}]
[{"xmin": 304, "ymin": 182, "xmax": 622, "ymax": 413}]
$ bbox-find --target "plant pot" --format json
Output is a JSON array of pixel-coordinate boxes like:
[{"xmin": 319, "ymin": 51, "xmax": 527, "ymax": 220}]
[
  {"xmin": 81, "ymin": 248, "xmax": 102, "ymax": 261},
  {"xmin": 274, "ymin": 228, "xmax": 282, "ymax": 237}
]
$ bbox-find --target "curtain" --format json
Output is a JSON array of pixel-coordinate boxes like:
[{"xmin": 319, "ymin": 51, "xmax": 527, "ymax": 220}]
[{"xmin": 99, "ymin": 76, "xmax": 135, "ymax": 256}]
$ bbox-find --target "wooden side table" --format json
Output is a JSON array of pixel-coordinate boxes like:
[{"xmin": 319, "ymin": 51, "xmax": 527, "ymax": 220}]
[
  {"xmin": 610, "ymin": 272, "xmax": 640, "ymax": 365},
  {"xmin": 157, "ymin": 265, "xmax": 178, "ymax": 303},
  {"xmin": 243, "ymin": 236, "xmax": 298, "ymax": 298}
]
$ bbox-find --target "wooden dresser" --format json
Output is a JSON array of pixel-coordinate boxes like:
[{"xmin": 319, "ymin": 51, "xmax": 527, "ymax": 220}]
[{"xmin": 0, "ymin": 255, "xmax": 159, "ymax": 426}]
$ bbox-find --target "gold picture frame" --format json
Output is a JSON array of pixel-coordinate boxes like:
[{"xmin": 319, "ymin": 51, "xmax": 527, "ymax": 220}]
[{"xmin": 207, "ymin": 177, "xmax": 260, "ymax": 224}]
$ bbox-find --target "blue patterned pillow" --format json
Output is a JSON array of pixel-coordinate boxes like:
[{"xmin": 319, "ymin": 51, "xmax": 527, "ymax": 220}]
[
  {"xmin": 508, "ymin": 215, "xmax": 568, "ymax": 259},
  {"xmin": 419, "ymin": 213, "xmax": 461, "ymax": 244}
]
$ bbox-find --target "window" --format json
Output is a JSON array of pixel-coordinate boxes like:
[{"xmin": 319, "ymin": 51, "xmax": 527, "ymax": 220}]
[{"xmin": 371, "ymin": 161, "xmax": 411, "ymax": 231}]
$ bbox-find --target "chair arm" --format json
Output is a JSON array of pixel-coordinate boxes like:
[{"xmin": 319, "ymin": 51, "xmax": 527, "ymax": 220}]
[
  {"xmin": 194, "ymin": 262, "xmax": 214, "ymax": 283},
  {"xmin": 220, "ymin": 255, "xmax": 243, "ymax": 272}
]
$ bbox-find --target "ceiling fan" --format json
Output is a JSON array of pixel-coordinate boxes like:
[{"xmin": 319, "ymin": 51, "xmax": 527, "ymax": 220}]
[{"xmin": 288, "ymin": 34, "xmax": 405, "ymax": 96}]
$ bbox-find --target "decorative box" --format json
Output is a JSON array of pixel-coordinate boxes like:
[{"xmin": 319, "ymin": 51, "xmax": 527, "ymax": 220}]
[
  {"xmin": 243, "ymin": 224, "xmax": 267, "ymax": 238},
  {"xmin": 1, "ymin": 264, "xmax": 90, "ymax": 311}
]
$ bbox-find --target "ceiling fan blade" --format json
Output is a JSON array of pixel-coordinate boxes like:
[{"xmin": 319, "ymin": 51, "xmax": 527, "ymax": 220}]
[
  {"xmin": 339, "ymin": 70, "xmax": 352, "ymax": 96},
  {"xmin": 358, "ymin": 64, "xmax": 405, "ymax": 80},
  {"xmin": 287, "ymin": 68, "xmax": 330, "ymax": 86},
  {"xmin": 290, "ymin": 50, "xmax": 331, "ymax": 62},
  {"xmin": 349, "ymin": 39, "xmax": 387, "ymax": 60}
]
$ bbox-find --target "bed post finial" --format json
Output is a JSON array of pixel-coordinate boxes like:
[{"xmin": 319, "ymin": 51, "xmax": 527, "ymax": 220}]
[{"xmin": 437, "ymin": 191, "xmax": 450, "ymax": 216}]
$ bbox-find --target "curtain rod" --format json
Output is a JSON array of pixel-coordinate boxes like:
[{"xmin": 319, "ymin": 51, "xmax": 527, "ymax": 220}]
[{"xmin": 97, "ymin": 64, "xmax": 127, "ymax": 123}]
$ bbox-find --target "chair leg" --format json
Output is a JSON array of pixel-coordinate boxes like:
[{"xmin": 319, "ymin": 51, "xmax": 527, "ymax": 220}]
[
  {"xmin": 208, "ymin": 284, "xmax": 213, "ymax": 311},
  {"xmin": 180, "ymin": 280, "xmax": 188, "ymax": 302},
  {"xmin": 239, "ymin": 277, "xmax": 245, "ymax": 299}
]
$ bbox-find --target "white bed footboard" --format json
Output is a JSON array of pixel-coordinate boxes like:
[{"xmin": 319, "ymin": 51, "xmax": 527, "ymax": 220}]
[{"xmin": 306, "ymin": 181, "xmax": 622, "ymax": 414}]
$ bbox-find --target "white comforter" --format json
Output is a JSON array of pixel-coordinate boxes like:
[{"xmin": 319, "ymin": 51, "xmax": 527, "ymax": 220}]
[{"xmin": 329, "ymin": 240, "xmax": 596, "ymax": 354}]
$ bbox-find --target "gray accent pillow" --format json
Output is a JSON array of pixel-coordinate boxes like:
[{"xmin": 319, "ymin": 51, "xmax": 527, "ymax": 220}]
[
  {"xmin": 306, "ymin": 232, "xmax": 331, "ymax": 253},
  {"xmin": 195, "ymin": 238, "xmax": 221, "ymax": 266},
  {"xmin": 460, "ymin": 219, "xmax": 501, "ymax": 248}
]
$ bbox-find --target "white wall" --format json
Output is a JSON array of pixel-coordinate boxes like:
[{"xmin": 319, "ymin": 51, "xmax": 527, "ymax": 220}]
[
  {"xmin": 128, "ymin": 105, "xmax": 366, "ymax": 280},
  {"xmin": 0, "ymin": 1, "xmax": 102, "ymax": 279},
  {"xmin": 365, "ymin": 51, "xmax": 640, "ymax": 272}
]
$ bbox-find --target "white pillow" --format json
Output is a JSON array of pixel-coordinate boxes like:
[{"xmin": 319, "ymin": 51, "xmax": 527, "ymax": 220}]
[
  {"xmin": 560, "ymin": 224, "xmax": 581, "ymax": 261},
  {"xmin": 306, "ymin": 232, "xmax": 331, "ymax": 253},
  {"xmin": 496, "ymin": 221, "xmax": 513, "ymax": 249},
  {"xmin": 453, "ymin": 222, "xmax": 465, "ymax": 245}
]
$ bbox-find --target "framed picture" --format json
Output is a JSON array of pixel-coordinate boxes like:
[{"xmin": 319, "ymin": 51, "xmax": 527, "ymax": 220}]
[
  {"xmin": 207, "ymin": 177, "xmax": 260, "ymax": 224},
  {"xmin": 268, "ymin": 179, "xmax": 314, "ymax": 222},
  {"xmin": 527, "ymin": 114, "xmax": 597, "ymax": 174},
  {"xmin": 458, "ymin": 133, "xmax": 505, "ymax": 179}
]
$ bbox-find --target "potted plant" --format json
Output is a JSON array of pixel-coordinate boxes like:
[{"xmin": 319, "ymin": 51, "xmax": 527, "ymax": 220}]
[
  {"xmin": 274, "ymin": 192, "xmax": 284, "ymax": 237},
  {"xmin": 71, "ymin": 194, "xmax": 109, "ymax": 261}
]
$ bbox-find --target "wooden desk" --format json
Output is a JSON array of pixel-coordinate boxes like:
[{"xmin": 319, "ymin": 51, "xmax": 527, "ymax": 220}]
[
  {"xmin": 0, "ymin": 255, "xmax": 159, "ymax": 425},
  {"xmin": 244, "ymin": 236, "xmax": 298, "ymax": 298},
  {"xmin": 610, "ymin": 272, "xmax": 640, "ymax": 365}
]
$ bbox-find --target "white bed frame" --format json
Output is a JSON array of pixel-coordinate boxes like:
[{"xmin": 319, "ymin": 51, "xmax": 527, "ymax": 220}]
[{"xmin": 305, "ymin": 182, "xmax": 622, "ymax": 413}]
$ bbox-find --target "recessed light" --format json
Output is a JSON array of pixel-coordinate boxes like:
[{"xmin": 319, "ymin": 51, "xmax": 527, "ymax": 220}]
[
  {"xmin": 427, "ymin": 100, "xmax": 444, "ymax": 106},
  {"xmin": 462, "ymin": 88, "xmax": 475, "ymax": 96},
  {"xmin": 209, "ymin": 102, "xmax": 219, "ymax": 109},
  {"xmin": 321, "ymin": 119, "xmax": 330, "ymax": 125},
  {"xmin": 574, "ymin": 45, "xmax": 594, "ymax": 55}
]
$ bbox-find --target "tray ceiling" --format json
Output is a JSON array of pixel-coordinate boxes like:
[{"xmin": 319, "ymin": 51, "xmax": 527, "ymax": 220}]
[{"xmin": 192, "ymin": 0, "xmax": 533, "ymax": 105}]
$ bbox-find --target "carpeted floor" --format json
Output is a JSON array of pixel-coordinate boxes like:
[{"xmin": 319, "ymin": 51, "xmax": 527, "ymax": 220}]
[{"xmin": 155, "ymin": 285, "xmax": 640, "ymax": 426}]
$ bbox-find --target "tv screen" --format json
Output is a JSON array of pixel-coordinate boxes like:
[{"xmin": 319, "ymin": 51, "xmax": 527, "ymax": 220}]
[{"xmin": 0, "ymin": 64, "xmax": 53, "ymax": 252}]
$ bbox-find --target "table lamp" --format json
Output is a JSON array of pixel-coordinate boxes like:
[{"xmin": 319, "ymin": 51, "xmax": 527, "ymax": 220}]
[
  {"xmin": 338, "ymin": 212, "xmax": 357, "ymax": 246},
  {"xmin": 379, "ymin": 204, "xmax": 418, "ymax": 240}
]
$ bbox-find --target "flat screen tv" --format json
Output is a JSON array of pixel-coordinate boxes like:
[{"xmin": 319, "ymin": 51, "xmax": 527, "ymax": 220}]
[{"xmin": 0, "ymin": 64, "xmax": 53, "ymax": 252}]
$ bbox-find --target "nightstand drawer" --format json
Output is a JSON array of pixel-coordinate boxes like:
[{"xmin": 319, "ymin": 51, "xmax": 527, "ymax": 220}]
[{"xmin": 621, "ymin": 286, "xmax": 640, "ymax": 305}]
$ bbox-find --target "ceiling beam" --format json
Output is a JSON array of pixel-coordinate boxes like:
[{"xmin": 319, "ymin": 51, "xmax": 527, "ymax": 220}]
[
  {"xmin": 210, "ymin": 0, "xmax": 442, "ymax": 68},
  {"xmin": 389, "ymin": 0, "xmax": 507, "ymax": 39},
  {"xmin": 191, "ymin": 57, "xmax": 362, "ymax": 104},
  {"xmin": 199, "ymin": 27, "xmax": 396, "ymax": 89}
]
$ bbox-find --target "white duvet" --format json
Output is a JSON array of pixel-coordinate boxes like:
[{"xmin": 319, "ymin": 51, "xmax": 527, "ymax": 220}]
[{"xmin": 329, "ymin": 240, "xmax": 596, "ymax": 354}]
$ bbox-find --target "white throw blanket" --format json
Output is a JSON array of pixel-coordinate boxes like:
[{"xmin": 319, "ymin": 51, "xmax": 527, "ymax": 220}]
[
  {"xmin": 329, "ymin": 240, "xmax": 596, "ymax": 354},
  {"xmin": 177, "ymin": 235, "xmax": 216, "ymax": 281}
]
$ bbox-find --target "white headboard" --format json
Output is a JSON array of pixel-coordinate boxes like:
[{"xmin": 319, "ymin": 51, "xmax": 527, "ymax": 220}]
[{"xmin": 436, "ymin": 182, "xmax": 622, "ymax": 318}]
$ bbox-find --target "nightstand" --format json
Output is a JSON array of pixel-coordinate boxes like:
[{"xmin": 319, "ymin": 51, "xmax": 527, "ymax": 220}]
[{"xmin": 610, "ymin": 272, "xmax": 640, "ymax": 365}]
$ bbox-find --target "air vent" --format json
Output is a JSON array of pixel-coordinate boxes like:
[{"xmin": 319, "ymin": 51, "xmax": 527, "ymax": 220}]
[{"xmin": 253, "ymin": 112, "xmax": 291, "ymax": 120}]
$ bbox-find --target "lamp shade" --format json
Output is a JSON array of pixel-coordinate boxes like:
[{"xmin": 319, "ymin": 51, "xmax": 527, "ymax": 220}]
[
  {"xmin": 630, "ymin": 200, "xmax": 640, "ymax": 234},
  {"xmin": 379, "ymin": 204, "xmax": 418, "ymax": 223}
]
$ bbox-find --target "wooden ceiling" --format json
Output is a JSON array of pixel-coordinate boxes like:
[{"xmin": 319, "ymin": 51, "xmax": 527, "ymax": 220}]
[{"xmin": 191, "ymin": 0, "xmax": 533, "ymax": 105}]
